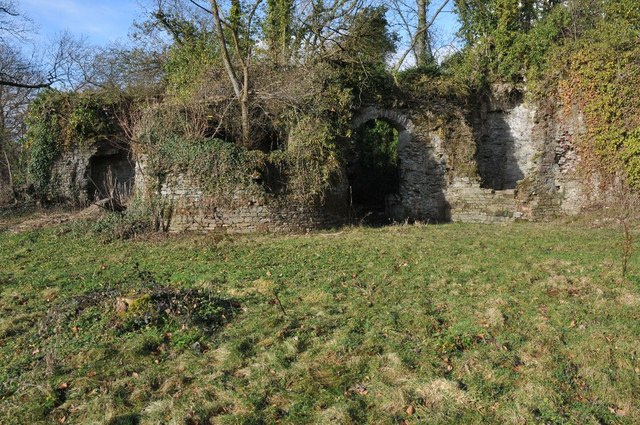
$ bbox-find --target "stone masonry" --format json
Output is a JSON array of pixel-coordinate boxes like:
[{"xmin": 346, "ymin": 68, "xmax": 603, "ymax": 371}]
[
  {"xmin": 51, "ymin": 86, "xmax": 599, "ymax": 231},
  {"xmin": 159, "ymin": 176, "xmax": 342, "ymax": 233}
]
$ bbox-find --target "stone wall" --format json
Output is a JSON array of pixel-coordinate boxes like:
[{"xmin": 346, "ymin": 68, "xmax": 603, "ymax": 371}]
[
  {"xmin": 168, "ymin": 203, "xmax": 341, "ymax": 233},
  {"xmin": 159, "ymin": 176, "xmax": 342, "ymax": 233},
  {"xmin": 50, "ymin": 141, "xmax": 135, "ymax": 205},
  {"xmin": 512, "ymin": 99, "xmax": 589, "ymax": 219},
  {"xmin": 156, "ymin": 97, "xmax": 591, "ymax": 231},
  {"xmin": 474, "ymin": 99, "xmax": 538, "ymax": 190},
  {"xmin": 447, "ymin": 88, "xmax": 594, "ymax": 223},
  {"xmin": 446, "ymin": 91, "xmax": 540, "ymax": 222},
  {"xmin": 49, "ymin": 87, "xmax": 603, "ymax": 231},
  {"xmin": 445, "ymin": 178, "xmax": 520, "ymax": 224},
  {"xmin": 49, "ymin": 144, "xmax": 97, "ymax": 204}
]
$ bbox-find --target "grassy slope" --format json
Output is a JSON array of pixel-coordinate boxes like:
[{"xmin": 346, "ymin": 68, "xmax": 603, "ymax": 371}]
[{"xmin": 0, "ymin": 220, "xmax": 639, "ymax": 424}]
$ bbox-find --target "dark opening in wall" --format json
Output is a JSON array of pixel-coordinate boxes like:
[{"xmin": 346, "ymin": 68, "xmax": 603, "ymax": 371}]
[
  {"xmin": 346, "ymin": 119, "xmax": 400, "ymax": 225},
  {"xmin": 87, "ymin": 146, "xmax": 135, "ymax": 204}
]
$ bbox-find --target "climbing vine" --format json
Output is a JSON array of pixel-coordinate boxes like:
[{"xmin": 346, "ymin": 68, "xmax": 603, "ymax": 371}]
[
  {"xmin": 24, "ymin": 90, "xmax": 125, "ymax": 198},
  {"xmin": 129, "ymin": 59, "xmax": 356, "ymax": 207},
  {"xmin": 148, "ymin": 135, "xmax": 264, "ymax": 203},
  {"xmin": 551, "ymin": 18, "xmax": 640, "ymax": 188}
]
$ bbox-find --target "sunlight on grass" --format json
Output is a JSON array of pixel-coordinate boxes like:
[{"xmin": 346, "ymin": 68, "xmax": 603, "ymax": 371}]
[{"xmin": 0, "ymin": 221, "xmax": 638, "ymax": 423}]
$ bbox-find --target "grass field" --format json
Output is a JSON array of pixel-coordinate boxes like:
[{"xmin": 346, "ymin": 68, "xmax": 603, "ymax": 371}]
[{"xmin": 0, "ymin": 214, "xmax": 639, "ymax": 424}]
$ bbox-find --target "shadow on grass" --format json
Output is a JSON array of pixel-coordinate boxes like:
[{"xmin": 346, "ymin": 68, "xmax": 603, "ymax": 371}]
[{"xmin": 108, "ymin": 413, "xmax": 141, "ymax": 425}]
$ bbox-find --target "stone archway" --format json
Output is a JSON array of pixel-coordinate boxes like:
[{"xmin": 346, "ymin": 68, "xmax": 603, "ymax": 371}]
[
  {"xmin": 350, "ymin": 107, "xmax": 449, "ymax": 223},
  {"xmin": 349, "ymin": 107, "xmax": 416, "ymax": 222},
  {"xmin": 86, "ymin": 143, "xmax": 135, "ymax": 205},
  {"xmin": 351, "ymin": 107, "xmax": 415, "ymax": 150}
]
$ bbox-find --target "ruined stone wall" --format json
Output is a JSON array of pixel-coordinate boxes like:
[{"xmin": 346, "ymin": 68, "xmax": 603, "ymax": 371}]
[
  {"xmin": 50, "ymin": 141, "xmax": 136, "ymax": 205},
  {"xmin": 159, "ymin": 176, "xmax": 343, "ymax": 233},
  {"xmin": 337, "ymin": 98, "xmax": 590, "ymax": 225},
  {"xmin": 514, "ymin": 100, "xmax": 589, "ymax": 219},
  {"xmin": 49, "ymin": 88, "xmax": 602, "ymax": 231},
  {"xmin": 473, "ymin": 95, "xmax": 539, "ymax": 190},
  {"xmin": 441, "ymin": 87, "xmax": 594, "ymax": 223},
  {"xmin": 49, "ymin": 144, "xmax": 98, "ymax": 205},
  {"xmin": 445, "ymin": 178, "xmax": 520, "ymax": 224}
]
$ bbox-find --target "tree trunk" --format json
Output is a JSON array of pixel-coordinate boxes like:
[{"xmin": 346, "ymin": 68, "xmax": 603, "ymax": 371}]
[
  {"xmin": 209, "ymin": 0, "xmax": 252, "ymax": 147},
  {"xmin": 240, "ymin": 69, "xmax": 251, "ymax": 146},
  {"xmin": 0, "ymin": 85, "xmax": 9, "ymax": 192},
  {"xmin": 415, "ymin": 0, "xmax": 434, "ymax": 67},
  {"xmin": 266, "ymin": 0, "xmax": 293, "ymax": 66}
]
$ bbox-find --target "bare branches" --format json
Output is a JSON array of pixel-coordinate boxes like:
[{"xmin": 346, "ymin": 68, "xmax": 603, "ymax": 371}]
[
  {"xmin": 0, "ymin": 42, "xmax": 49, "ymax": 90},
  {"xmin": 187, "ymin": 0, "xmax": 213, "ymax": 15},
  {"xmin": 391, "ymin": 0, "xmax": 451, "ymax": 75},
  {"xmin": 0, "ymin": 0, "xmax": 31, "ymax": 41},
  {"xmin": 293, "ymin": 0, "xmax": 369, "ymax": 62},
  {"xmin": 0, "ymin": 7, "xmax": 17, "ymax": 16}
]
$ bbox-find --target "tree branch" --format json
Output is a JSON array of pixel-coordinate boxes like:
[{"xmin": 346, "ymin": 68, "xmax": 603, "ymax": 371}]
[
  {"xmin": 209, "ymin": 0, "xmax": 242, "ymax": 99},
  {"xmin": 393, "ymin": 0, "xmax": 450, "ymax": 75},
  {"xmin": 0, "ymin": 7, "xmax": 19, "ymax": 16},
  {"xmin": 187, "ymin": 0, "xmax": 212, "ymax": 16},
  {"xmin": 0, "ymin": 79, "xmax": 49, "ymax": 89}
]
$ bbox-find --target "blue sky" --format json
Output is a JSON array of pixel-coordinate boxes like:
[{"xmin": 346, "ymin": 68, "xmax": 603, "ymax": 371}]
[
  {"xmin": 19, "ymin": 0, "xmax": 144, "ymax": 46},
  {"xmin": 17, "ymin": 0, "xmax": 460, "ymax": 57}
]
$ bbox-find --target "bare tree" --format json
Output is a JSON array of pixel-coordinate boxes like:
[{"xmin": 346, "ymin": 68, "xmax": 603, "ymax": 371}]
[
  {"xmin": 0, "ymin": 2, "xmax": 96, "ymax": 202},
  {"xmin": 0, "ymin": 3, "xmax": 94, "ymax": 90},
  {"xmin": 154, "ymin": 0, "xmax": 374, "ymax": 147},
  {"xmin": 0, "ymin": 41, "xmax": 45, "ymax": 202},
  {"xmin": 0, "ymin": 0, "xmax": 29, "ymax": 41},
  {"xmin": 149, "ymin": 0, "xmax": 262, "ymax": 146},
  {"xmin": 206, "ymin": 0, "xmax": 262, "ymax": 147},
  {"xmin": 291, "ymin": 0, "xmax": 370, "ymax": 62},
  {"xmin": 389, "ymin": 0, "xmax": 451, "ymax": 75},
  {"xmin": 611, "ymin": 178, "xmax": 640, "ymax": 279},
  {"xmin": 0, "ymin": 1, "xmax": 50, "ymax": 89}
]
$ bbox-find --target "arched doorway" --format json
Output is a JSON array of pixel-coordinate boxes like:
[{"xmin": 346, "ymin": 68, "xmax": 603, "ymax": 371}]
[
  {"xmin": 349, "ymin": 107, "xmax": 414, "ymax": 224},
  {"xmin": 346, "ymin": 119, "xmax": 399, "ymax": 224}
]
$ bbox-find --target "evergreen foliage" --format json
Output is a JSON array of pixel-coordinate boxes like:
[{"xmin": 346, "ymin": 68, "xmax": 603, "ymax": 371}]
[
  {"xmin": 453, "ymin": 0, "xmax": 640, "ymax": 187},
  {"xmin": 549, "ymin": 3, "xmax": 640, "ymax": 188}
]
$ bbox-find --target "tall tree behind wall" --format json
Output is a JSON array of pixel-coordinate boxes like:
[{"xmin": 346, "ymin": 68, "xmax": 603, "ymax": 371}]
[
  {"xmin": 265, "ymin": 0, "xmax": 293, "ymax": 65},
  {"xmin": 415, "ymin": 0, "xmax": 433, "ymax": 67},
  {"xmin": 389, "ymin": 0, "xmax": 451, "ymax": 75}
]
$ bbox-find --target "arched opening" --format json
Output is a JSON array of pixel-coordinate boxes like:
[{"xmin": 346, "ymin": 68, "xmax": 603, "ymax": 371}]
[
  {"xmin": 346, "ymin": 118, "xmax": 401, "ymax": 225},
  {"xmin": 86, "ymin": 144, "xmax": 135, "ymax": 208}
]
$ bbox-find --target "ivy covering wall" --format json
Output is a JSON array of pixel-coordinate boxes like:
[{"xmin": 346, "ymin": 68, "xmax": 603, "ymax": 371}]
[{"xmin": 24, "ymin": 90, "xmax": 123, "ymax": 197}]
